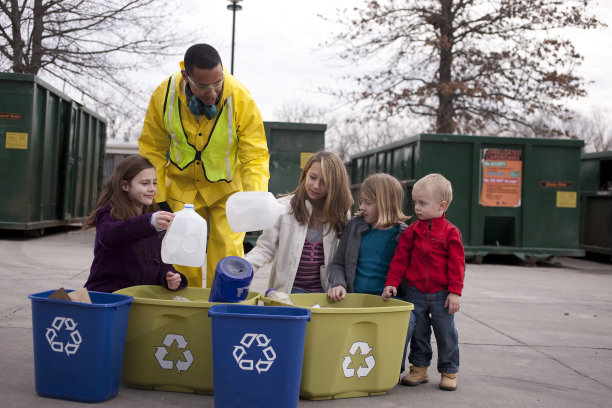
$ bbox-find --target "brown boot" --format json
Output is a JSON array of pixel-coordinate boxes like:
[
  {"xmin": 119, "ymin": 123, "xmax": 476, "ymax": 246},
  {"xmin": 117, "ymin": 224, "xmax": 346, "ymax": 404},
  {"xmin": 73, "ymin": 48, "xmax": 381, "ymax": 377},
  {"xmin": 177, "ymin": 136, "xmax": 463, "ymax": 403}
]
[
  {"xmin": 400, "ymin": 365, "xmax": 429, "ymax": 386},
  {"xmin": 439, "ymin": 373, "xmax": 457, "ymax": 391}
]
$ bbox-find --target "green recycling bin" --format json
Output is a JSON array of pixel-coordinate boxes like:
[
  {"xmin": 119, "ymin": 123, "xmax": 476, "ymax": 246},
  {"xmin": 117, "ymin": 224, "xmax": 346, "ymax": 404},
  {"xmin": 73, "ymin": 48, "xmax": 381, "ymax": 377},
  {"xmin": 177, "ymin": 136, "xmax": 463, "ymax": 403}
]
[
  {"xmin": 262, "ymin": 293, "xmax": 413, "ymax": 400},
  {"xmin": 113, "ymin": 285, "xmax": 259, "ymax": 394}
]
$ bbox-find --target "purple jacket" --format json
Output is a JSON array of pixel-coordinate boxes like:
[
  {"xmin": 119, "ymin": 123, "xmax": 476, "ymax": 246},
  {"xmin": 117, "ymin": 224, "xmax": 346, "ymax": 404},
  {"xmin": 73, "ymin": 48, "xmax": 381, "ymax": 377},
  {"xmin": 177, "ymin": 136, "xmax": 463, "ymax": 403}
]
[{"xmin": 85, "ymin": 205, "xmax": 187, "ymax": 293}]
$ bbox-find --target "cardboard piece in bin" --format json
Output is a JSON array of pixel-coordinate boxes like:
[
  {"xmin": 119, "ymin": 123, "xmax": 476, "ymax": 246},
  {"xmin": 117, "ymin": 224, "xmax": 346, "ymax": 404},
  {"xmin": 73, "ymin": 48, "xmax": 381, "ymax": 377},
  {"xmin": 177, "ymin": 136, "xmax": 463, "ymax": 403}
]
[
  {"xmin": 68, "ymin": 288, "xmax": 92, "ymax": 303},
  {"xmin": 48, "ymin": 287, "xmax": 70, "ymax": 301},
  {"xmin": 48, "ymin": 287, "xmax": 92, "ymax": 304}
]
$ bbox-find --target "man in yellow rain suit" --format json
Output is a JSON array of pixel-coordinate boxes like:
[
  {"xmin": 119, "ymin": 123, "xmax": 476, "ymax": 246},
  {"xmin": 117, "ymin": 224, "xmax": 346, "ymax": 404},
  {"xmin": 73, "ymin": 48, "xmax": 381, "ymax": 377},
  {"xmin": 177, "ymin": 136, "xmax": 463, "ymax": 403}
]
[{"xmin": 139, "ymin": 43, "xmax": 269, "ymax": 287}]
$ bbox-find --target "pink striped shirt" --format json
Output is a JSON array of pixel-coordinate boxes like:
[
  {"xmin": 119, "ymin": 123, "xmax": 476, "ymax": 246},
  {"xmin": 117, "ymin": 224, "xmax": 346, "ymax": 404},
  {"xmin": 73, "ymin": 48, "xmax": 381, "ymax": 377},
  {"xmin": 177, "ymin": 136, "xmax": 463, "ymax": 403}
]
[{"xmin": 293, "ymin": 239, "xmax": 324, "ymax": 292}]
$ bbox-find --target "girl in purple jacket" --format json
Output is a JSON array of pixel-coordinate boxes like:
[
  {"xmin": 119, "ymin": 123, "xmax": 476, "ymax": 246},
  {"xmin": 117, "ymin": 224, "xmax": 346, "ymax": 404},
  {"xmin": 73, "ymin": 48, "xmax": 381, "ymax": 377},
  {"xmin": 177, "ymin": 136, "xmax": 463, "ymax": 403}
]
[{"xmin": 83, "ymin": 155, "xmax": 187, "ymax": 293}]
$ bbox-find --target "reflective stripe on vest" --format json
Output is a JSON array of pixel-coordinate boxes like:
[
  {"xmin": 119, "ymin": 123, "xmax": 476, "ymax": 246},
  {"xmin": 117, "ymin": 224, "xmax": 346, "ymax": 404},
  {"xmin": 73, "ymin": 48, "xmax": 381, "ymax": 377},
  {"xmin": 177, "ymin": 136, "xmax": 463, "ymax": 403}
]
[{"xmin": 162, "ymin": 72, "xmax": 238, "ymax": 182}]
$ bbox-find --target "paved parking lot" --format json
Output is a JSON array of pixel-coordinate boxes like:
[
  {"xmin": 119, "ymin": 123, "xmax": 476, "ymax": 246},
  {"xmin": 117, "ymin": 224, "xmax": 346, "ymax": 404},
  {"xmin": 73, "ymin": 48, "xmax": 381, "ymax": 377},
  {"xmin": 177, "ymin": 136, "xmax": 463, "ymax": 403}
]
[{"xmin": 1, "ymin": 226, "xmax": 611, "ymax": 407}]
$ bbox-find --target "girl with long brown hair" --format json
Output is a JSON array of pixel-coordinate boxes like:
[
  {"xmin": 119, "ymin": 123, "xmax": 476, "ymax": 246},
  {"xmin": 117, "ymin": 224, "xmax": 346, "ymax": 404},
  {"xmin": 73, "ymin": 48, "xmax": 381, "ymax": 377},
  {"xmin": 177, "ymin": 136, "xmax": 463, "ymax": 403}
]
[
  {"xmin": 245, "ymin": 151, "xmax": 353, "ymax": 294},
  {"xmin": 83, "ymin": 155, "xmax": 187, "ymax": 292}
]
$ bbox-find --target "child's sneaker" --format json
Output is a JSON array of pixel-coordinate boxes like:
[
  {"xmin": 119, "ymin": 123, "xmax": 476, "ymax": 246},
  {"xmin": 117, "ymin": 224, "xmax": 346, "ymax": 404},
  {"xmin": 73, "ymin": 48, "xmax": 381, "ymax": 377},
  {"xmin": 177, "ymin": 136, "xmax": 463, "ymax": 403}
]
[
  {"xmin": 400, "ymin": 365, "xmax": 429, "ymax": 386},
  {"xmin": 439, "ymin": 373, "xmax": 457, "ymax": 391}
]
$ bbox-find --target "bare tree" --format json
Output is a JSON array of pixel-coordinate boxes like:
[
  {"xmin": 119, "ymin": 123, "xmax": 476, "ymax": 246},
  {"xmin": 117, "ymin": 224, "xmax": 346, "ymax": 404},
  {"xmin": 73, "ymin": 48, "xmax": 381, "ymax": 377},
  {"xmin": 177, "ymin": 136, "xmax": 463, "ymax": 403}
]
[
  {"xmin": 563, "ymin": 108, "xmax": 612, "ymax": 152},
  {"xmin": 0, "ymin": 0, "xmax": 193, "ymax": 138},
  {"xmin": 324, "ymin": 116, "xmax": 426, "ymax": 161},
  {"xmin": 274, "ymin": 101, "xmax": 329, "ymax": 124},
  {"xmin": 519, "ymin": 106, "xmax": 612, "ymax": 152},
  {"xmin": 586, "ymin": 108, "xmax": 612, "ymax": 153},
  {"xmin": 324, "ymin": 0, "xmax": 604, "ymax": 136},
  {"xmin": 274, "ymin": 99, "xmax": 425, "ymax": 160},
  {"xmin": 328, "ymin": 122, "xmax": 368, "ymax": 162}
]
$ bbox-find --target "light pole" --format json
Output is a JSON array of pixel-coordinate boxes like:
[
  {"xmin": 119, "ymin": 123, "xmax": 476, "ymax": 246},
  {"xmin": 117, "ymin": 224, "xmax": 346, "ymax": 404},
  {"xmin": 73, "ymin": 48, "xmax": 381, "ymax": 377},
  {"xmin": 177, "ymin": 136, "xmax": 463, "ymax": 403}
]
[{"xmin": 226, "ymin": 0, "xmax": 242, "ymax": 75}]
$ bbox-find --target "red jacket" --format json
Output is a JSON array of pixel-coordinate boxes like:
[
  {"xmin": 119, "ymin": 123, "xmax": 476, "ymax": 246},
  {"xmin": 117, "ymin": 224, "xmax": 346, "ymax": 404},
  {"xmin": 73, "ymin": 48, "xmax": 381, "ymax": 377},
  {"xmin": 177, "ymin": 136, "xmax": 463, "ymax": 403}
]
[{"xmin": 385, "ymin": 214, "xmax": 465, "ymax": 296}]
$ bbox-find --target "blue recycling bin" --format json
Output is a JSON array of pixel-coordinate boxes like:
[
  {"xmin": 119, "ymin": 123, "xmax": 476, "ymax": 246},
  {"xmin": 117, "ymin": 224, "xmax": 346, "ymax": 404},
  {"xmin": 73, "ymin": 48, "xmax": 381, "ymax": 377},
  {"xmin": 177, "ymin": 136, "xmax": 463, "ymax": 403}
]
[
  {"xmin": 208, "ymin": 304, "xmax": 310, "ymax": 408},
  {"xmin": 29, "ymin": 289, "xmax": 133, "ymax": 402}
]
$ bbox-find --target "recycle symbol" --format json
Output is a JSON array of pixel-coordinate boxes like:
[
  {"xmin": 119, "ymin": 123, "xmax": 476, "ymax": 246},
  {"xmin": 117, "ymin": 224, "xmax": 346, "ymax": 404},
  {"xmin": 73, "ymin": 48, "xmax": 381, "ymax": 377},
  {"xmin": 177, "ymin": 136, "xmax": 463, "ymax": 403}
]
[
  {"xmin": 45, "ymin": 316, "xmax": 82, "ymax": 356},
  {"xmin": 233, "ymin": 333, "xmax": 276, "ymax": 374},
  {"xmin": 155, "ymin": 334, "xmax": 193, "ymax": 373},
  {"xmin": 342, "ymin": 341, "xmax": 376, "ymax": 378}
]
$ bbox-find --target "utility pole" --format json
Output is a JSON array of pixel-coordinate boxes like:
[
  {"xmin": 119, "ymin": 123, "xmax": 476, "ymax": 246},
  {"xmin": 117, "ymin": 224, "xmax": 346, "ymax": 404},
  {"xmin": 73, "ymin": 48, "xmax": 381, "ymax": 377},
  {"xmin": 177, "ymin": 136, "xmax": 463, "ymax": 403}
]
[{"xmin": 226, "ymin": 0, "xmax": 243, "ymax": 74}]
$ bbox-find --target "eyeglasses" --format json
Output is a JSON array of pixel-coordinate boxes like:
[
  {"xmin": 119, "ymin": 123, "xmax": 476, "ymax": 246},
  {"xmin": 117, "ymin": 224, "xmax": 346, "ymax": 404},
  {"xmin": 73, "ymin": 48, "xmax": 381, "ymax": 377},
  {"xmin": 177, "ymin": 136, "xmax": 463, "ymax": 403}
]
[{"xmin": 186, "ymin": 75, "xmax": 224, "ymax": 92}]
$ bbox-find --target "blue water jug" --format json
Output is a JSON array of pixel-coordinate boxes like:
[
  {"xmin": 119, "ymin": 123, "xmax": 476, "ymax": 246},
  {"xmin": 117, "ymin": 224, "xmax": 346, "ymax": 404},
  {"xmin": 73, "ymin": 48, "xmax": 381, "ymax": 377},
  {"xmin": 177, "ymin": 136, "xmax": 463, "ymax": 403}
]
[{"xmin": 209, "ymin": 256, "xmax": 254, "ymax": 302}]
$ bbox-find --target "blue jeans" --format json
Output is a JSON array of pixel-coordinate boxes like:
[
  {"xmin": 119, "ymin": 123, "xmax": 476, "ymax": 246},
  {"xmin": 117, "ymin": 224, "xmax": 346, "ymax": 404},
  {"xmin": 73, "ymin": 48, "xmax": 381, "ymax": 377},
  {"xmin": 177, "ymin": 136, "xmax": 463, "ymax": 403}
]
[
  {"xmin": 400, "ymin": 311, "xmax": 415, "ymax": 374},
  {"xmin": 402, "ymin": 287, "xmax": 459, "ymax": 374}
]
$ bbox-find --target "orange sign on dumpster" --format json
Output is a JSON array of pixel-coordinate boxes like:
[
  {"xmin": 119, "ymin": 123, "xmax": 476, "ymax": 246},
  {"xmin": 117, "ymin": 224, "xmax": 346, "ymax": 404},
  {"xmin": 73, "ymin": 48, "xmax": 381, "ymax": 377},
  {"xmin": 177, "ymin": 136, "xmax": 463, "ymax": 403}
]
[{"xmin": 479, "ymin": 148, "xmax": 522, "ymax": 207}]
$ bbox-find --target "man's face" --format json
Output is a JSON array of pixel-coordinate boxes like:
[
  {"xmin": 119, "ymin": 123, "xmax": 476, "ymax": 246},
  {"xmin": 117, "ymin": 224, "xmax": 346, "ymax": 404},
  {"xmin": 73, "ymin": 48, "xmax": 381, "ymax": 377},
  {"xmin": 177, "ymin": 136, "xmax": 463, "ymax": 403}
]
[{"xmin": 182, "ymin": 63, "xmax": 224, "ymax": 106}]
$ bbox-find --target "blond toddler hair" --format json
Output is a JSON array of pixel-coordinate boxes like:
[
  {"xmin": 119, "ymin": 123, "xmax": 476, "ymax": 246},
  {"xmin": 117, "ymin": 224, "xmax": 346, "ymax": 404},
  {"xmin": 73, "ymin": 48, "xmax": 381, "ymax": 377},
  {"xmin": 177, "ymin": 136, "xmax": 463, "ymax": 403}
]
[{"xmin": 413, "ymin": 173, "xmax": 453, "ymax": 208}]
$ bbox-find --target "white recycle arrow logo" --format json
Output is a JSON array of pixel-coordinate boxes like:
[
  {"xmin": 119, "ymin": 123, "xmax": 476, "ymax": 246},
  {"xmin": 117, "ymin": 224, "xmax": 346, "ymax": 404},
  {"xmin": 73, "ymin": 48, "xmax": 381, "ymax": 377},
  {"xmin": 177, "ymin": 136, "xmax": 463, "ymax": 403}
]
[
  {"xmin": 233, "ymin": 333, "xmax": 276, "ymax": 374},
  {"xmin": 45, "ymin": 316, "xmax": 82, "ymax": 356},
  {"xmin": 342, "ymin": 341, "xmax": 376, "ymax": 378},
  {"xmin": 155, "ymin": 333, "xmax": 193, "ymax": 373}
]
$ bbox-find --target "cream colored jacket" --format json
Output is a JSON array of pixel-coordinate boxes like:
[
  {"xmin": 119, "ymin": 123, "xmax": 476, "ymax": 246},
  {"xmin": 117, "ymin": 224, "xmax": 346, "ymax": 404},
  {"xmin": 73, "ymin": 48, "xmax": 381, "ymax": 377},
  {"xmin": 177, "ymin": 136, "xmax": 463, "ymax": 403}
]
[{"xmin": 245, "ymin": 195, "xmax": 342, "ymax": 294}]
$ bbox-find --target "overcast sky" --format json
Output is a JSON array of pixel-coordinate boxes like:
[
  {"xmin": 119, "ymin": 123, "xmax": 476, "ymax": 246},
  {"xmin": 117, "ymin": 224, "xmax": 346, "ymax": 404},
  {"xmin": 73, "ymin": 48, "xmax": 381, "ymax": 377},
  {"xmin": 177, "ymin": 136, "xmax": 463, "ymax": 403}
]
[{"xmin": 144, "ymin": 0, "xmax": 612, "ymax": 123}]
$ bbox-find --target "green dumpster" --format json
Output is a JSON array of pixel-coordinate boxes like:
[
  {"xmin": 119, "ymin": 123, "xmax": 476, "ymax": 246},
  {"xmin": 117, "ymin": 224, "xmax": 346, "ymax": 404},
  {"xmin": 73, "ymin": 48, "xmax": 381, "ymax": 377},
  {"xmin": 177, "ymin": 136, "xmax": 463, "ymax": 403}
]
[
  {"xmin": 0, "ymin": 73, "xmax": 106, "ymax": 232},
  {"xmin": 350, "ymin": 133, "xmax": 585, "ymax": 263},
  {"xmin": 264, "ymin": 121, "xmax": 326, "ymax": 196},
  {"xmin": 580, "ymin": 151, "xmax": 612, "ymax": 261}
]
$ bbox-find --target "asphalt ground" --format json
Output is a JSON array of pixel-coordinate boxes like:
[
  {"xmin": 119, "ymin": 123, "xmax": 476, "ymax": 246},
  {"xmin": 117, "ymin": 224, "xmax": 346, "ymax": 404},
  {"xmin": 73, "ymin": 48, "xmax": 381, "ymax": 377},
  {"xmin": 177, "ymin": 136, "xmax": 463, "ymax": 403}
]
[{"xmin": 1, "ymin": 226, "xmax": 611, "ymax": 408}]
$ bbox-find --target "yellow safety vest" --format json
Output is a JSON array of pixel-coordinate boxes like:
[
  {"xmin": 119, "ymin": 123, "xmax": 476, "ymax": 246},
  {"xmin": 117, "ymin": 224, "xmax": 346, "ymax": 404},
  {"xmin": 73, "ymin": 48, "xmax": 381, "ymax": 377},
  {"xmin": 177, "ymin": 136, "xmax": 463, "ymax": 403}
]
[{"xmin": 162, "ymin": 72, "xmax": 238, "ymax": 183}]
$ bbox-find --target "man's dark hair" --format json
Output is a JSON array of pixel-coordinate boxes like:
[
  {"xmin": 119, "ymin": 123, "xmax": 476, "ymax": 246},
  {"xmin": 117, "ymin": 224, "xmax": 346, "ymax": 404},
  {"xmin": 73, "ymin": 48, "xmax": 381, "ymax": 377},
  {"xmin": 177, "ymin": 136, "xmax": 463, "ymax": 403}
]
[{"xmin": 184, "ymin": 44, "xmax": 222, "ymax": 74}]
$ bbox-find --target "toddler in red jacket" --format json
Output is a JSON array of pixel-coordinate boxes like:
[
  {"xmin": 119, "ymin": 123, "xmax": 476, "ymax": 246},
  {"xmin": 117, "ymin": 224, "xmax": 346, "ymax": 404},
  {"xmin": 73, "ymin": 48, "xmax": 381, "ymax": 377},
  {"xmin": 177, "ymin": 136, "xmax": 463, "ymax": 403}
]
[{"xmin": 383, "ymin": 173, "xmax": 465, "ymax": 391}]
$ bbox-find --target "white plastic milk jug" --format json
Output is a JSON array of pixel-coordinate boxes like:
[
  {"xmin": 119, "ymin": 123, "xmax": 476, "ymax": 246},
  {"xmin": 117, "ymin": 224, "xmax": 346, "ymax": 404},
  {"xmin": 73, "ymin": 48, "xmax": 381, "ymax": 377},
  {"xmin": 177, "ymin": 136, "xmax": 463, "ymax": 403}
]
[
  {"xmin": 226, "ymin": 191, "xmax": 288, "ymax": 233},
  {"xmin": 161, "ymin": 203, "xmax": 207, "ymax": 267},
  {"xmin": 265, "ymin": 288, "xmax": 294, "ymax": 304}
]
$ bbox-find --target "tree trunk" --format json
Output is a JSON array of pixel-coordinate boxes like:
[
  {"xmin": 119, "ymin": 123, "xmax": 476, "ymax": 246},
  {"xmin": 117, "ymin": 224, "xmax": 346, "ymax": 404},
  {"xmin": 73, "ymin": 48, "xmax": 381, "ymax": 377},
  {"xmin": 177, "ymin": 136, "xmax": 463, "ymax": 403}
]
[
  {"xmin": 436, "ymin": 0, "xmax": 455, "ymax": 133},
  {"xmin": 29, "ymin": 0, "xmax": 44, "ymax": 74},
  {"xmin": 8, "ymin": 0, "xmax": 25, "ymax": 73}
]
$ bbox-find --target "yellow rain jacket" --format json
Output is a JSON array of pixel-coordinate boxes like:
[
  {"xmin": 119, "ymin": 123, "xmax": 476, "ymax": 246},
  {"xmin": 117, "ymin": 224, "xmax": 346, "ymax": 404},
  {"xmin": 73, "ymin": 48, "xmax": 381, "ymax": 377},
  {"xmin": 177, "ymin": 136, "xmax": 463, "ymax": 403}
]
[{"xmin": 139, "ymin": 66, "xmax": 269, "ymax": 287}]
